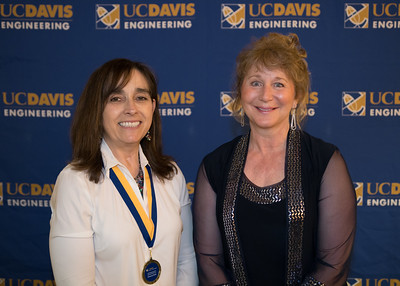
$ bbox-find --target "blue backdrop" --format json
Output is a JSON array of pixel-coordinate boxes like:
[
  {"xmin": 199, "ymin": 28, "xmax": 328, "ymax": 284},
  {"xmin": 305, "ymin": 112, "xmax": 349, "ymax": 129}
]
[{"xmin": 1, "ymin": 0, "xmax": 399, "ymax": 285}]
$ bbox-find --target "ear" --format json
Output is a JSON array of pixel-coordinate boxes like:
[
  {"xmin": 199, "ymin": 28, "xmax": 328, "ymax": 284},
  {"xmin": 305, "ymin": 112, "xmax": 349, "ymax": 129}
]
[
  {"xmin": 292, "ymin": 100, "xmax": 298, "ymax": 109},
  {"xmin": 152, "ymin": 99, "xmax": 156, "ymax": 113}
]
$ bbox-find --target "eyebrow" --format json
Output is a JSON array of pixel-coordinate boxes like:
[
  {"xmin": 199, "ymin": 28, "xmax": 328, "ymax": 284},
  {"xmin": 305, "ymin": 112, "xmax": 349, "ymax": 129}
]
[
  {"xmin": 246, "ymin": 73, "xmax": 262, "ymax": 79},
  {"xmin": 274, "ymin": 76, "xmax": 288, "ymax": 82},
  {"xmin": 135, "ymin": 87, "xmax": 151, "ymax": 94},
  {"xmin": 111, "ymin": 87, "xmax": 150, "ymax": 96},
  {"xmin": 247, "ymin": 73, "xmax": 287, "ymax": 80}
]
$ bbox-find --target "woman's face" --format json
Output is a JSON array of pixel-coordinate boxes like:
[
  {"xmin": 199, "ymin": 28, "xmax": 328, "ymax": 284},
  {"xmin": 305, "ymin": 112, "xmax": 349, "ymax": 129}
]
[
  {"xmin": 241, "ymin": 65, "xmax": 297, "ymax": 133},
  {"xmin": 102, "ymin": 69, "xmax": 155, "ymax": 152}
]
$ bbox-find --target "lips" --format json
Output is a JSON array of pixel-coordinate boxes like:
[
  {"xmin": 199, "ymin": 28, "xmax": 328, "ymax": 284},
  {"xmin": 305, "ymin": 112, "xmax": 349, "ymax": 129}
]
[
  {"xmin": 119, "ymin": 121, "xmax": 140, "ymax": 127},
  {"xmin": 256, "ymin": 106, "xmax": 276, "ymax": 112}
]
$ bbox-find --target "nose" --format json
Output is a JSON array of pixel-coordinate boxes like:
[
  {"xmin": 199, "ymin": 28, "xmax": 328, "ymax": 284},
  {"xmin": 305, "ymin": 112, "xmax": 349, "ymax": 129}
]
[
  {"xmin": 125, "ymin": 98, "xmax": 137, "ymax": 115},
  {"xmin": 259, "ymin": 86, "xmax": 273, "ymax": 102}
]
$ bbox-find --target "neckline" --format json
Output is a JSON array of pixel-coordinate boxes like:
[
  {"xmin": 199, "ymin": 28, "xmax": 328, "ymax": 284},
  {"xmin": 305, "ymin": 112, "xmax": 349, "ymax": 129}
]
[{"xmin": 242, "ymin": 172, "xmax": 286, "ymax": 190}]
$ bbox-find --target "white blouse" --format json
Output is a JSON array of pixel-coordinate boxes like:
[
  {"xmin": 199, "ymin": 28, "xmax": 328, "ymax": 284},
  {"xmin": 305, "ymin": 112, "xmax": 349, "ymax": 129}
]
[{"xmin": 49, "ymin": 140, "xmax": 198, "ymax": 286}]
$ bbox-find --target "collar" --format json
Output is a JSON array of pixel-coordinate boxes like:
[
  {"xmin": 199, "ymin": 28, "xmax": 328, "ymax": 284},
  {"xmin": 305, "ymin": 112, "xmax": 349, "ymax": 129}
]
[{"xmin": 101, "ymin": 139, "xmax": 149, "ymax": 178}]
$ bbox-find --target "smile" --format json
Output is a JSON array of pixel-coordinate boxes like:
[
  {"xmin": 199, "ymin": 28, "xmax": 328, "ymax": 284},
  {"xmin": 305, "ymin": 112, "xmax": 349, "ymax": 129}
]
[
  {"xmin": 256, "ymin": 107, "xmax": 275, "ymax": 112},
  {"xmin": 119, "ymin": 121, "xmax": 140, "ymax": 127}
]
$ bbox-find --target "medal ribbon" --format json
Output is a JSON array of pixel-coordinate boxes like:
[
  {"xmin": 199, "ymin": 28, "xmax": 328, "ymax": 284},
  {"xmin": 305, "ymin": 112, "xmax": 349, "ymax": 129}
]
[{"xmin": 110, "ymin": 165, "xmax": 158, "ymax": 248}]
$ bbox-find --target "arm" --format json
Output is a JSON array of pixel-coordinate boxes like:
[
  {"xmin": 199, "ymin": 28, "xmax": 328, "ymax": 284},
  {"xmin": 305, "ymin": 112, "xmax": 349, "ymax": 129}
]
[
  {"xmin": 176, "ymin": 170, "xmax": 199, "ymax": 286},
  {"xmin": 304, "ymin": 150, "xmax": 357, "ymax": 285},
  {"xmin": 49, "ymin": 168, "xmax": 95, "ymax": 286},
  {"xmin": 193, "ymin": 163, "xmax": 231, "ymax": 286},
  {"xmin": 49, "ymin": 237, "xmax": 95, "ymax": 285}
]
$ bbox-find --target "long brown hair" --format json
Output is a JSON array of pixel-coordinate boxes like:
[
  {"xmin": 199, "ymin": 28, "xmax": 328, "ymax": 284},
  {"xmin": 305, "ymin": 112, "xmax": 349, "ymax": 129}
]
[{"xmin": 70, "ymin": 58, "xmax": 176, "ymax": 183}]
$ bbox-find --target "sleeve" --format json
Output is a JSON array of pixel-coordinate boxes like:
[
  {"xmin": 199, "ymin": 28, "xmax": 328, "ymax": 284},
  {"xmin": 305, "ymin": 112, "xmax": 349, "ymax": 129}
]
[
  {"xmin": 193, "ymin": 163, "xmax": 231, "ymax": 286},
  {"xmin": 304, "ymin": 150, "xmax": 357, "ymax": 286},
  {"xmin": 176, "ymin": 168, "xmax": 199, "ymax": 286},
  {"xmin": 49, "ymin": 167, "xmax": 95, "ymax": 286}
]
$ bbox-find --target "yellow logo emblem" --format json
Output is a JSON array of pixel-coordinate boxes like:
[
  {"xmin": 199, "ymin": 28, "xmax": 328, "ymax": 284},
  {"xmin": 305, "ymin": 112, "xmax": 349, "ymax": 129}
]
[
  {"xmin": 0, "ymin": 183, "xmax": 3, "ymax": 206},
  {"xmin": 221, "ymin": 4, "xmax": 245, "ymax": 29},
  {"xmin": 220, "ymin": 92, "xmax": 235, "ymax": 116},
  {"xmin": 342, "ymin": 92, "xmax": 366, "ymax": 116},
  {"xmin": 345, "ymin": 3, "xmax": 369, "ymax": 28},
  {"xmin": 354, "ymin": 183, "xmax": 363, "ymax": 206},
  {"xmin": 347, "ymin": 278, "xmax": 362, "ymax": 286},
  {"xmin": 96, "ymin": 4, "xmax": 120, "ymax": 29}
]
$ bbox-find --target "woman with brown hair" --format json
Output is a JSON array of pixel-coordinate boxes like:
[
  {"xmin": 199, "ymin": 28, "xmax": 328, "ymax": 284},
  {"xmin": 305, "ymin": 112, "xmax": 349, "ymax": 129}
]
[
  {"xmin": 49, "ymin": 58, "xmax": 198, "ymax": 285},
  {"xmin": 193, "ymin": 33, "xmax": 356, "ymax": 285}
]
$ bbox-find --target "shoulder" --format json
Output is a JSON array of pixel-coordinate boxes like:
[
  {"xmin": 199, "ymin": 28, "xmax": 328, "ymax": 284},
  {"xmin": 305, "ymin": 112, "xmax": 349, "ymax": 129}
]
[
  {"xmin": 300, "ymin": 131, "xmax": 338, "ymax": 174},
  {"xmin": 301, "ymin": 131, "xmax": 337, "ymax": 157},
  {"xmin": 203, "ymin": 135, "xmax": 243, "ymax": 168},
  {"xmin": 51, "ymin": 165, "xmax": 96, "ymax": 222},
  {"xmin": 201, "ymin": 135, "xmax": 243, "ymax": 190},
  {"xmin": 158, "ymin": 162, "xmax": 190, "ymax": 205},
  {"xmin": 170, "ymin": 162, "xmax": 186, "ymax": 186},
  {"xmin": 56, "ymin": 165, "xmax": 91, "ymax": 185},
  {"xmin": 53, "ymin": 165, "xmax": 96, "ymax": 200}
]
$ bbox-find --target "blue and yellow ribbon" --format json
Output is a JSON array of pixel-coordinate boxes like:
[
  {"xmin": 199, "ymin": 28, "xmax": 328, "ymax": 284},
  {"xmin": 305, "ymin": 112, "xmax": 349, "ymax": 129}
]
[{"xmin": 110, "ymin": 165, "xmax": 158, "ymax": 248}]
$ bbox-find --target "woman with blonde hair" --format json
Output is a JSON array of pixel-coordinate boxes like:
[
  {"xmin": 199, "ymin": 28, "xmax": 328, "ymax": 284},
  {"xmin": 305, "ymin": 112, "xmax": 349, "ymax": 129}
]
[{"xmin": 193, "ymin": 33, "xmax": 356, "ymax": 285}]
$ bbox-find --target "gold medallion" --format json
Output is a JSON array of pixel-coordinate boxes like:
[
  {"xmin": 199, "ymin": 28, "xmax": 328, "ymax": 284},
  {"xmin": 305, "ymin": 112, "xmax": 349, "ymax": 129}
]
[{"xmin": 142, "ymin": 258, "xmax": 161, "ymax": 284}]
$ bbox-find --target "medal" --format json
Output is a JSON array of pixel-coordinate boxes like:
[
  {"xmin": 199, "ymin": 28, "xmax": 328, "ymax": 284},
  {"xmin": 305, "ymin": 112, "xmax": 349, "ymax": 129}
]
[
  {"xmin": 142, "ymin": 253, "xmax": 161, "ymax": 284},
  {"xmin": 110, "ymin": 165, "xmax": 162, "ymax": 284}
]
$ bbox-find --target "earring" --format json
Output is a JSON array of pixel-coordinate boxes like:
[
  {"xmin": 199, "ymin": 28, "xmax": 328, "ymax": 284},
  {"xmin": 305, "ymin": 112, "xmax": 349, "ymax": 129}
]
[
  {"xmin": 290, "ymin": 108, "xmax": 297, "ymax": 130},
  {"xmin": 240, "ymin": 109, "xmax": 245, "ymax": 127},
  {"xmin": 145, "ymin": 131, "xmax": 152, "ymax": 141}
]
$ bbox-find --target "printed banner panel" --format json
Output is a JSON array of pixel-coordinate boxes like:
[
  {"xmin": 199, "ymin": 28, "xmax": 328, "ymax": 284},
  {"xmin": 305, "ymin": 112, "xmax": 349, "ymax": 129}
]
[{"xmin": 1, "ymin": 0, "xmax": 399, "ymax": 283}]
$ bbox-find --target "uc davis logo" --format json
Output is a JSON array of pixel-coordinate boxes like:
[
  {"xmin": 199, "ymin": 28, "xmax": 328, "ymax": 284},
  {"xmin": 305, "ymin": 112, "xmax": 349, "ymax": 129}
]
[
  {"xmin": 96, "ymin": 4, "xmax": 120, "ymax": 29},
  {"xmin": 221, "ymin": 4, "xmax": 245, "ymax": 29},
  {"xmin": 1, "ymin": 182, "xmax": 53, "ymax": 208},
  {"xmin": 347, "ymin": 278, "xmax": 400, "ymax": 285},
  {"xmin": 0, "ymin": 278, "xmax": 55, "ymax": 285},
  {"xmin": 347, "ymin": 278, "xmax": 362, "ymax": 285},
  {"xmin": 354, "ymin": 182, "xmax": 363, "ymax": 206},
  {"xmin": 220, "ymin": 91, "xmax": 235, "ymax": 116},
  {"xmin": 342, "ymin": 91, "xmax": 400, "ymax": 117},
  {"xmin": 344, "ymin": 3, "xmax": 369, "ymax": 28},
  {"xmin": 342, "ymin": 91, "xmax": 366, "ymax": 116},
  {"xmin": 355, "ymin": 182, "xmax": 400, "ymax": 207}
]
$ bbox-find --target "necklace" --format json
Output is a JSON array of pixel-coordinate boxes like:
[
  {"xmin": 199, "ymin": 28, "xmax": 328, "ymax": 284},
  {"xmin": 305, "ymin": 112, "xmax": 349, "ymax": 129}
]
[{"xmin": 134, "ymin": 156, "xmax": 144, "ymax": 197}]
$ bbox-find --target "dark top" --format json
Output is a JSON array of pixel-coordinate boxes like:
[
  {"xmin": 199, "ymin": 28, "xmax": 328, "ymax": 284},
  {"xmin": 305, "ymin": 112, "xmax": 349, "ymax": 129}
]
[
  {"xmin": 237, "ymin": 176, "xmax": 287, "ymax": 284},
  {"xmin": 193, "ymin": 131, "xmax": 356, "ymax": 286}
]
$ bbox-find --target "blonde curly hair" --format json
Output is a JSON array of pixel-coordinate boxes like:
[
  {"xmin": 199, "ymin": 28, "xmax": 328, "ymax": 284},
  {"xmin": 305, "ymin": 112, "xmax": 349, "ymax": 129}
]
[{"xmin": 232, "ymin": 32, "xmax": 310, "ymax": 128}]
